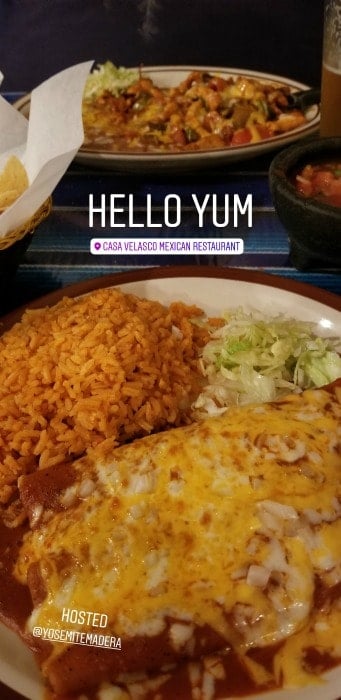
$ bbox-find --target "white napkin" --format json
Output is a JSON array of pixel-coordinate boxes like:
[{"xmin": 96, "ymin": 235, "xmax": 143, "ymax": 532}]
[{"xmin": 0, "ymin": 61, "xmax": 93, "ymax": 239}]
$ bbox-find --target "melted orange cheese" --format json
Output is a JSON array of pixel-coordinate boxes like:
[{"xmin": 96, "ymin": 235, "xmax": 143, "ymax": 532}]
[{"xmin": 15, "ymin": 383, "xmax": 341, "ymax": 691}]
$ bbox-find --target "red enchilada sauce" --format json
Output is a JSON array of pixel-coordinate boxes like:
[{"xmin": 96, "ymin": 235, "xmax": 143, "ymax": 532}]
[
  {"xmin": 0, "ymin": 519, "xmax": 32, "ymax": 631},
  {"xmin": 0, "ymin": 516, "xmax": 340, "ymax": 700},
  {"xmin": 45, "ymin": 643, "xmax": 340, "ymax": 700}
]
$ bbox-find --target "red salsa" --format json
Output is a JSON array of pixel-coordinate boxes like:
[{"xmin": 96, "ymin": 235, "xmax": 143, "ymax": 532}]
[{"xmin": 294, "ymin": 160, "xmax": 341, "ymax": 207}]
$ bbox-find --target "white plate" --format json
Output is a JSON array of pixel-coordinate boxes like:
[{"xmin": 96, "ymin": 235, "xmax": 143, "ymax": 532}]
[
  {"xmin": 14, "ymin": 66, "xmax": 320, "ymax": 172},
  {"xmin": 0, "ymin": 268, "xmax": 340, "ymax": 700}
]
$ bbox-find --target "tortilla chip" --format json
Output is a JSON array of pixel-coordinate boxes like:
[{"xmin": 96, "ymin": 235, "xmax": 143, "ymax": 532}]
[{"xmin": 0, "ymin": 155, "xmax": 29, "ymax": 212}]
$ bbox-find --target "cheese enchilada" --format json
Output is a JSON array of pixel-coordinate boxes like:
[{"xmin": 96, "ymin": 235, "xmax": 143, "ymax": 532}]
[{"xmin": 6, "ymin": 378, "xmax": 340, "ymax": 699}]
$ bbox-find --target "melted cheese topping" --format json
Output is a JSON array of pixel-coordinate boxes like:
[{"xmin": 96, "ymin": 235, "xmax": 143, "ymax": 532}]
[
  {"xmin": 82, "ymin": 71, "xmax": 307, "ymax": 154},
  {"xmin": 15, "ymin": 384, "xmax": 341, "ymax": 688}
]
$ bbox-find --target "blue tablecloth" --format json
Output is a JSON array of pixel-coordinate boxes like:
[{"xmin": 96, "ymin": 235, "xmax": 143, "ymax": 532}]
[{"xmin": 1, "ymin": 92, "xmax": 340, "ymax": 312}]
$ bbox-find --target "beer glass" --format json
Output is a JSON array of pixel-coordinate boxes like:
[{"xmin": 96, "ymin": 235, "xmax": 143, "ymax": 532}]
[{"xmin": 319, "ymin": 0, "xmax": 341, "ymax": 136}]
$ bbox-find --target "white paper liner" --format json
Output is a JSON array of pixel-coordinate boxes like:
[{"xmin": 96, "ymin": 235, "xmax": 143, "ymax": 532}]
[{"xmin": 0, "ymin": 61, "xmax": 94, "ymax": 239}]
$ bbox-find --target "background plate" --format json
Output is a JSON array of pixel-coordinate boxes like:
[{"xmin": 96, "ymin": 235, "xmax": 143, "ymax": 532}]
[
  {"xmin": 0, "ymin": 267, "xmax": 340, "ymax": 700},
  {"xmin": 14, "ymin": 65, "xmax": 320, "ymax": 172}
]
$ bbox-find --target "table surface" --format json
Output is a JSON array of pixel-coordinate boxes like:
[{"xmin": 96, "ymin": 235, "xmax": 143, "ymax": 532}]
[
  {"xmin": 1, "ymin": 92, "xmax": 341, "ymax": 317},
  {"xmin": 0, "ymin": 92, "xmax": 340, "ymax": 700}
]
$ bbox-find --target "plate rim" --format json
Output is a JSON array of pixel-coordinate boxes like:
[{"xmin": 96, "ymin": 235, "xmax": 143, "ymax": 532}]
[{"xmin": 1, "ymin": 266, "xmax": 340, "ymax": 333}]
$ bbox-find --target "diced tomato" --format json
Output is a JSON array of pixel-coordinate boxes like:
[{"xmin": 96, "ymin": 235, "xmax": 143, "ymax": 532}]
[
  {"xmin": 294, "ymin": 161, "xmax": 341, "ymax": 207},
  {"xmin": 230, "ymin": 128, "xmax": 252, "ymax": 146},
  {"xmin": 208, "ymin": 76, "xmax": 227, "ymax": 92},
  {"xmin": 323, "ymin": 175, "xmax": 341, "ymax": 206},
  {"xmin": 169, "ymin": 127, "xmax": 187, "ymax": 147},
  {"xmin": 295, "ymin": 176, "xmax": 313, "ymax": 197},
  {"xmin": 256, "ymin": 124, "xmax": 273, "ymax": 140},
  {"xmin": 312, "ymin": 170, "xmax": 334, "ymax": 196}
]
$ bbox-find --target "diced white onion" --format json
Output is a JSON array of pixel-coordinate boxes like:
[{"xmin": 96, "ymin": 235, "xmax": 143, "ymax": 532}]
[
  {"xmin": 202, "ymin": 669, "xmax": 215, "ymax": 700},
  {"xmin": 203, "ymin": 656, "xmax": 226, "ymax": 680},
  {"xmin": 169, "ymin": 622, "xmax": 194, "ymax": 651},
  {"xmin": 259, "ymin": 500, "xmax": 299, "ymax": 521},
  {"xmin": 30, "ymin": 503, "xmax": 43, "ymax": 528},
  {"xmin": 79, "ymin": 478, "xmax": 95, "ymax": 498},
  {"xmin": 246, "ymin": 564, "xmax": 271, "ymax": 588},
  {"xmin": 60, "ymin": 484, "xmax": 78, "ymax": 507},
  {"xmin": 126, "ymin": 471, "xmax": 155, "ymax": 495}
]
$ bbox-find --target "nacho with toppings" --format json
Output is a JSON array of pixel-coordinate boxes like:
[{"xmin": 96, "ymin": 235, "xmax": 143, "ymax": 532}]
[{"xmin": 82, "ymin": 65, "xmax": 309, "ymax": 154}]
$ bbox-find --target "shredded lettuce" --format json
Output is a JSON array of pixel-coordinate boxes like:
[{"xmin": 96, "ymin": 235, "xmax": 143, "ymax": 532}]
[
  {"xmin": 83, "ymin": 61, "xmax": 138, "ymax": 100},
  {"xmin": 193, "ymin": 309, "xmax": 341, "ymax": 415}
]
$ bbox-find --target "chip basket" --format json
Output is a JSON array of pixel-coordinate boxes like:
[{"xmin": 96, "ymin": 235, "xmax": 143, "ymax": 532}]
[{"xmin": 0, "ymin": 197, "xmax": 52, "ymax": 304}]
